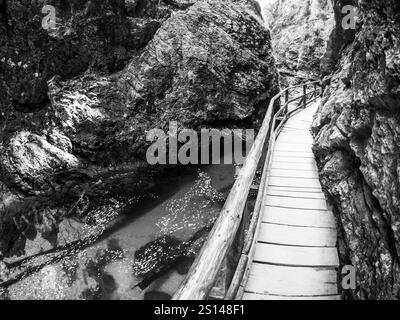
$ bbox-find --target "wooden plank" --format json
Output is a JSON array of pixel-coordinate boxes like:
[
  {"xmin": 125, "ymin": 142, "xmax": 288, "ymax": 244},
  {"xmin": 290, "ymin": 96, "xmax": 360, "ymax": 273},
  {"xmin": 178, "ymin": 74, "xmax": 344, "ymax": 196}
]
[
  {"xmin": 253, "ymin": 243, "xmax": 339, "ymax": 266},
  {"xmin": 280, "ymin": 128, "xmax": 311, "ymax": 132},
  {"xmin": 279, "ymin": 130, "xmax": 313, "ymax": 134},
  {"xmin": 281, "ymin": 123, "xmax": 311, "ymax": 127},
  {"xmin": 274, "ymin": 149, "xmax": 313, "ymax": 155},
  {"xmin": 287, "ymin": 118, "xmax": 313, "ymax": 123},
  {"xmin": 286, "ymin": 125, "xmax": 313, "ymax": 129},
  {"xmin": 271, "ymin": 162, "xmax": 318, "ymax": 171},
  {"xmin": 279, "ymin": 130, "xmax": 312, "ymax": 135},
  {"xmin": 273, "ymin": 149, "xmax": 314, "ymax": 155},
  {"xmin": 274, "ymin": 151, "xmax": 315, "ymax": 158},
  {"xmin": 242, "ymin": 292, "xmax": 341, "ymax": 300},
  {"xmin": 278, "ymin": 135, "xmax": 313, "ymax": 140},
  {"xmin": 274, "ymin": 148, "xmax": 313, "ymax": 153},
  {"xmin": 267, "ymin": 185, "xmax": 322, "ymax": 193},
  {"xmin": 280, "ymin": 132, "xmax": 310, "ymax": 136},
  {"xmin": 265, "ymin": 195, "xmax": 328, "ymax": 210},
  {"xmin": 288, "ymin": 118, "xmax": 313, "ymax": 122},
  {"xmin": 262, "ymin": 206, "xmax": 336, "ymax": 228},
  {"xmin": 272, "ymin": 156, "xmax": 317, "ymax": 164},
  {"xmin": 266, "ymin": 189, "xmax": 326, "ymax": 199},
  {"xmin": 274, "ymin": 146, "xmax": 312, "ymax": 153},
  {"xmin": 278, "ymin": 133, "xmax": 312, "ymax": 136},
  {"xmin": 257, "ymin": 223, "xmax": 337, "ymax": 247},
  {"xmin": 245, "ymin": 263, "xmax": 338, "ymax": 296},
  {"xmin": 280, "ymin": 126, "xmax": 309, "ymax": 129},
  {"xmin": 270, "ymin": 169, "xmax": 319, "ymax": 178},
  {"xmin": 269, "ymin": 177, "xmax": 322, "ymax": 189},
  {"xmin": 275, "ymin": 142, "xmax": 313, "ymax": 147},
  {"xmin": 277, "ymin": 139, "xmax": 314, "ymax": 145},
  {"xmin": 277, "ymin": 140, "xmax": 314, "ymax": 146},
  {"xmin": 280, "ymin": 127, "xmax": 312, "ymax": 131},
  {"xmin": 287, "ymin": 123, "xmax": 313, "ymax": 127}
]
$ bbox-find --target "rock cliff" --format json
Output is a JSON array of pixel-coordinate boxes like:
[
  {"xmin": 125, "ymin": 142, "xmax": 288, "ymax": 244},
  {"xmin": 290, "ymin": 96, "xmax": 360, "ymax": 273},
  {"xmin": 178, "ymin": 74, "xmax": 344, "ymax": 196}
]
[
  {"xmin": 312, "ymin": 0, "xmax": 400, "ymax": 299},
  {"xmin": 0, "ymin": 0, "xmax": 279, "ymax": 256},
  {"xmin": 262, "ymin": 0, "xmax": 334, "ymax": 84}
]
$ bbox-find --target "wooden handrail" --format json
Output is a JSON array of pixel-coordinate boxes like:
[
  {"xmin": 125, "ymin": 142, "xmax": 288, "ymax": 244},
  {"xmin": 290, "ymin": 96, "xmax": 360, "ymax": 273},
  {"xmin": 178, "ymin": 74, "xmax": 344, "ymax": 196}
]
[{"xmin": 173, "ymin": 80, "xmax": 321, "ymax": 300}]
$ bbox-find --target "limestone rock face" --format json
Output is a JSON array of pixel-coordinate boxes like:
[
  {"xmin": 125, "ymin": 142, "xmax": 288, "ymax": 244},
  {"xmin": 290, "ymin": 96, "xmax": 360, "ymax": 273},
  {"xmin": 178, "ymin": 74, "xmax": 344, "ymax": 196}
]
[
  {"xmin": 320, "ymin": 0, "xmax": 356, "ymax": 76},
  {"xmin": 0, "ymin": 0, "xmax": 279, "ymax": 255},
  {"xmin": 312, "ymin": 0, "xmax": 400, "ymax": 299},
  {"xmin": 0, "ymin": 0, "xmax": 168, "ymax": 110},
  {"xmin": 262, "ymin": 0, "xmax": 335, "ymax": 82}
]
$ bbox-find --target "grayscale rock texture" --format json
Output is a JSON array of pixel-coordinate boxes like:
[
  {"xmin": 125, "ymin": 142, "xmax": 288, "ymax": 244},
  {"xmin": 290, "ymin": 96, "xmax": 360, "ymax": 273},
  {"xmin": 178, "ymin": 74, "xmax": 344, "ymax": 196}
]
[
  {"xmin": 312, "ymin": 0, "xmax": 400, "ymax": 300},
  {"xmin": 262, "ymin": 0, "xmax": 335, "ymax": 85},
  {"xmin": 0, "ymin": 0, "xmax": 279, "ymax": 256}
]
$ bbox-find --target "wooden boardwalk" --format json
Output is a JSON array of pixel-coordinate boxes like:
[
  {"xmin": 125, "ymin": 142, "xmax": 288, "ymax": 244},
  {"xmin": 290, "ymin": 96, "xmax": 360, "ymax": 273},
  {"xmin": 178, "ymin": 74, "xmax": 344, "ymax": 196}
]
[
  {"xmin": 242, "ymin": 102, "xmax": 340, "ymax": 300},
  {"xmin": 173, "ymin": 83, "xmax": 339, "ymax": 301}
]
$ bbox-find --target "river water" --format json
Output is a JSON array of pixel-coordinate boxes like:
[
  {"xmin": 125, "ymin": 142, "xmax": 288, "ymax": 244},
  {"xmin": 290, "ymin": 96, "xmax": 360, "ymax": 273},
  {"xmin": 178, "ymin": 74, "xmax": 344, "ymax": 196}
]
[{"xmin": 5, "ymin": 163, "xmax": 236, "ymax": 300}]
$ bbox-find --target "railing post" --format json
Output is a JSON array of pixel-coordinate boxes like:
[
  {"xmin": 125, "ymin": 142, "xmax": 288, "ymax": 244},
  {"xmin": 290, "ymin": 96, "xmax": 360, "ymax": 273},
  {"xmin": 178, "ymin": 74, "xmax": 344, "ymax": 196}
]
[
  {"xmin": 209, "ymin": 192, "xmax": 250, "ymax": 300},
  {"xmin": 303, "ymin": 84, "xmax": 307, "ymax": 108},
  {"xmin": 208, "ymin": 258, "xmax": 229, "ymax": 300}
]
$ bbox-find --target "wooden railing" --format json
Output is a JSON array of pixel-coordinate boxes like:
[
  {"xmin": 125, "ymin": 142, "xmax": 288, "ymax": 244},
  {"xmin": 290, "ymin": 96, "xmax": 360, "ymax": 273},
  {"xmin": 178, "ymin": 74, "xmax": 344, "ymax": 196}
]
[{"xmin": 173, "ymin": 80, "xmax": 321, "ymax": 300}]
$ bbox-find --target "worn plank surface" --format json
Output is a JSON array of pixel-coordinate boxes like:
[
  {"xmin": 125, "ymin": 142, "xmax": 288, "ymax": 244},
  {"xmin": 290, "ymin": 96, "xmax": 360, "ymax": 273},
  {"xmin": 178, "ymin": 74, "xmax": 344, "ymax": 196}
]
[
  {"xmin": 253, "ymin": 242, "xmax": 339, "ymax": 266},
  {"xmin": 265, "ymin": 195, "xmax": 328, "ymax": 210},
  {"xmin": 242, "ymin": 292, "xmax": 341, "ymax": 300},
  {"xmin": 269, "ymin": 177, "xmax": 322, "ymax": 189},
  {"xmin": 262, "ymin": 207, "xmax": 336, "ymax": 228},
  {"xmin": 257, "ymin": 223, "xmax": 337, "ymax": 247},
  {"xmin": 270, "ymin": 169, "xmax": 320, "ymax": 178},
  {"xmin": 242, "ymin": 102, "xmax": 340, "ymax": 300},
  {"xmin": 266, "ymin": 189, "xmax": 326, "ymax": 199},
  {"xmin": 245, "ymin": 264, "xmax": 338, "ymax": 296}
]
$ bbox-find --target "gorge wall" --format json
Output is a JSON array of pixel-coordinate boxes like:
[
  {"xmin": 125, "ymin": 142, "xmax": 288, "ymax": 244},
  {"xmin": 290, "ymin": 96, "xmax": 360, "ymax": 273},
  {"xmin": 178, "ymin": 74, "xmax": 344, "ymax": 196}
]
[
  {"xmin": 262, "ymin": 0, "xmax": 334, "ymax": 84},
  {"xmin": 312, "ymin": 0, "xmax": 400, "ymax": 299},
  {"xmin": 0, "ymin": 0, "xmax": 279, "ymax": 257}
]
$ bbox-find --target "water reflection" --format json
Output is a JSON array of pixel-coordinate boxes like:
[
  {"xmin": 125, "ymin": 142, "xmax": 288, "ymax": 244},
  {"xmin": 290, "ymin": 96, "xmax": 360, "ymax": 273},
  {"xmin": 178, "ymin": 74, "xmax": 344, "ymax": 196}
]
[{"xmin": 3, "ymin": 164, "xmax": 235, "ymax": 300}]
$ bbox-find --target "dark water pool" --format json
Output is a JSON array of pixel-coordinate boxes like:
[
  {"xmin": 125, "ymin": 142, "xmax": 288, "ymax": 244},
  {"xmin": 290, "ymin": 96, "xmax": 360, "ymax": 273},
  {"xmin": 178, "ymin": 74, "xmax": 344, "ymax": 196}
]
[{"xmin": 6, "ymin": 164, "xmax": 235, "ymax": 300}]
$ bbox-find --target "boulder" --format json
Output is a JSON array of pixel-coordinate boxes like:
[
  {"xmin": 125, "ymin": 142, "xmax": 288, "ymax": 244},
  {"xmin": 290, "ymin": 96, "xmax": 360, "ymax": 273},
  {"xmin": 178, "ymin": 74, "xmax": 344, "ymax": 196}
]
[{"xmin": 0, "ymin": 0, "xmax": 279, "ymax": 256}]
